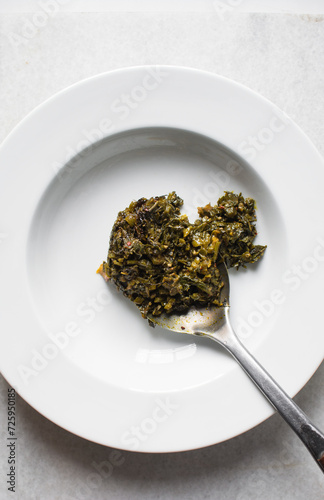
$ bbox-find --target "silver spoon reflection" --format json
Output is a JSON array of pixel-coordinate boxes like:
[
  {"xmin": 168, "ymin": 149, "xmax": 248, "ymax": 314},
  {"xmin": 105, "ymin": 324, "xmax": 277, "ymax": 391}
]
[{"xmin": 148, "ymin": 262, "xmax": 324, "ymax": 472}]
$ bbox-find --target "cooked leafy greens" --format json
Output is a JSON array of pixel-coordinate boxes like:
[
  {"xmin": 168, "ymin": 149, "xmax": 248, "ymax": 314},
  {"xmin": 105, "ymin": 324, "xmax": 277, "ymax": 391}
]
[{"xmin": 97, "ymin": 191, "xmax": 266, "ymax": 319}]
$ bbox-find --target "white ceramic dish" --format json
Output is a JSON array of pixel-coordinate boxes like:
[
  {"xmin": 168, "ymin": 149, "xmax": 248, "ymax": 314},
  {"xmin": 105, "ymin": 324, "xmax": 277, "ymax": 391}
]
[{"xmin": 1, "ymin": 66, "xmax": 324, "ymax": 452}]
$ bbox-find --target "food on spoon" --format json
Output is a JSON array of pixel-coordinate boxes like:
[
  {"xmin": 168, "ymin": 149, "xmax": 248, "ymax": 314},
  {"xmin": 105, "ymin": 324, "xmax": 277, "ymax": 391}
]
[{"xmin": 97, "ymin": 191, "xmax": 266, "ymax": 319}]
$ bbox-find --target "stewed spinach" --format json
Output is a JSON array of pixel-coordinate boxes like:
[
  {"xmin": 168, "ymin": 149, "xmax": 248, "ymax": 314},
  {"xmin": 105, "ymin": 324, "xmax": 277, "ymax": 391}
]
[{"xmin": 97, "ymin": 191, "xmax": 266, "ymax": 318}]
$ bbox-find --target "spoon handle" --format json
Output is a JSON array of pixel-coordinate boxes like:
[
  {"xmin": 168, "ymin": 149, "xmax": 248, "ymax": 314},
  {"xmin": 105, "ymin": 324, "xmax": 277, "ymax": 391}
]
[{"xmin": 207, "ymin": 308, "xmax": 324, "ymax": 472}]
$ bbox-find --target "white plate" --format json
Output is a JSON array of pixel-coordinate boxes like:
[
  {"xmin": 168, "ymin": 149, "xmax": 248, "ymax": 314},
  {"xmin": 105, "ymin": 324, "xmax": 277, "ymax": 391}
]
[{"xmin": 1, "ymin": 66, "xmax": 324, "ymax": 452}]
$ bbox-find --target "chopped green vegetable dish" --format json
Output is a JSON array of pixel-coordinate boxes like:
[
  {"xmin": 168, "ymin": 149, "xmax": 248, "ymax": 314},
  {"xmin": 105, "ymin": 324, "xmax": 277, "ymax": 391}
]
[{"xmin": 98, "ymin": 191, "xmax": 266, "ymax": 318}]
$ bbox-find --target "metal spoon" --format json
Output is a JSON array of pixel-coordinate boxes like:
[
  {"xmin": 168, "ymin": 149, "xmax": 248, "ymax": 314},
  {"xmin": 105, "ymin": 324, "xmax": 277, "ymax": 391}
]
[{"xmin": 148, "ymin": 262, "xmax": 324, "ymax": 472}]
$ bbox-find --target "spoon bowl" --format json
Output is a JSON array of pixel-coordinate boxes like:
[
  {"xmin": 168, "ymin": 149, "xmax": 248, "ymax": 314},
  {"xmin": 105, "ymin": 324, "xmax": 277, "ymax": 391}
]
[{"xmin": 148, "ymin": 262, "xmax": 230, "ymax": 336}]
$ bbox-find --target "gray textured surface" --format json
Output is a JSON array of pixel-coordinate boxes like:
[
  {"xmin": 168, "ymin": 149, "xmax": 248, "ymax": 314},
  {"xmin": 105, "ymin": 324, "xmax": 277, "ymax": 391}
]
[{"xmin": 1, "ymin": 10, "xmax": 324, "ymax": 500}]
